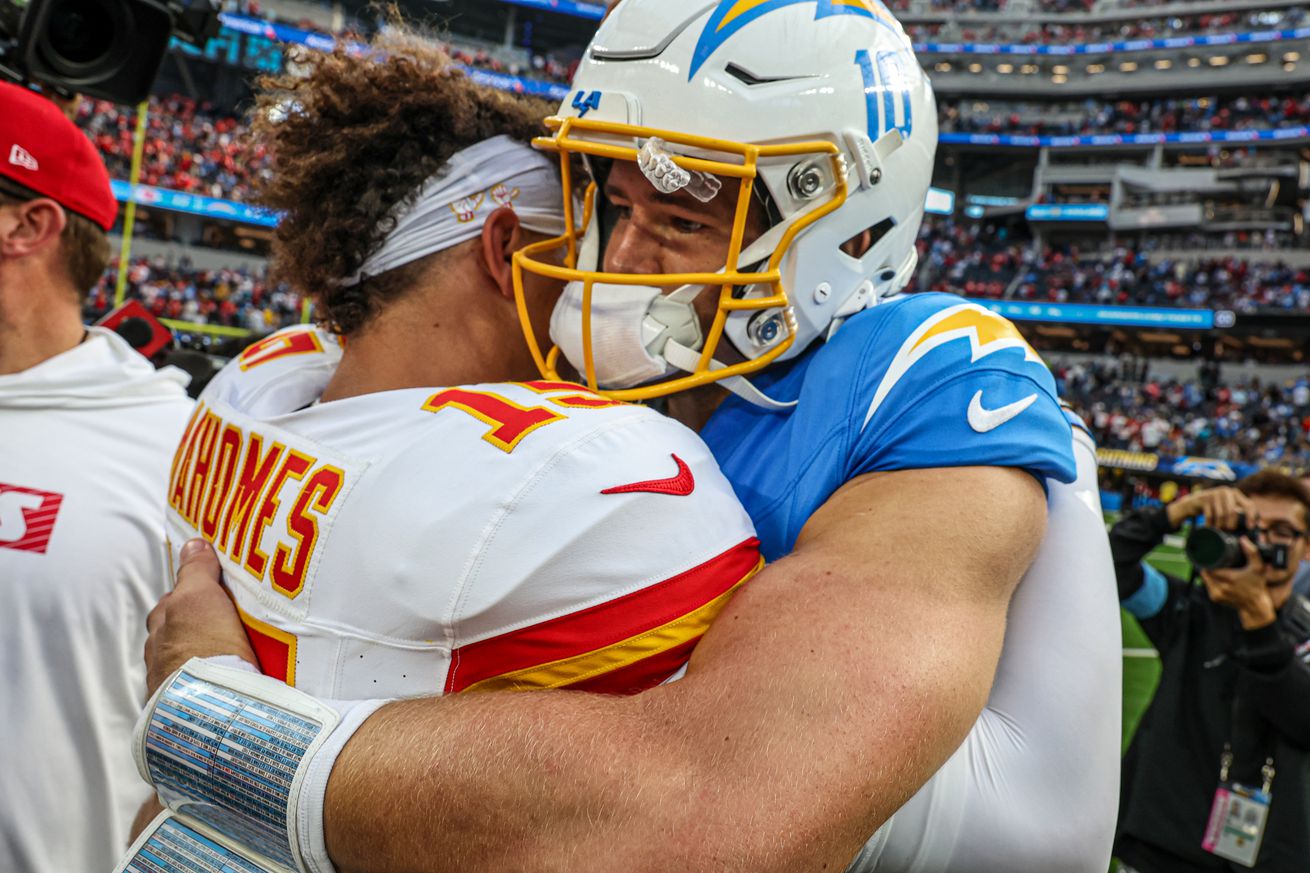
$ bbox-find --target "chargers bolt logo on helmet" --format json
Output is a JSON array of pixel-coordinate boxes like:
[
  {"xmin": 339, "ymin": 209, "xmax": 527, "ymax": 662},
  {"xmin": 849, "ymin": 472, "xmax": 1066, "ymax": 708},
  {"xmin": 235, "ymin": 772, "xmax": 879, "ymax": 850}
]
[
  {"xmin": 690, "ymin": 0, "xmax": 904, "ymax": 80},
  {"xmin": 512, "ymin": 0, "xmax": 937, "ymax": 408}
]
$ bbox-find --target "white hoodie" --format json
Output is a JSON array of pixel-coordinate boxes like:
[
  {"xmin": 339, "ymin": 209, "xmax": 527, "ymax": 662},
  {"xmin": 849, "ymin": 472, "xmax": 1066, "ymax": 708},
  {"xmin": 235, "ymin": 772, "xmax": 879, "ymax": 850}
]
[{"xmin": 0, "ymin": 328, "xmax": 193, "ymax": 873}]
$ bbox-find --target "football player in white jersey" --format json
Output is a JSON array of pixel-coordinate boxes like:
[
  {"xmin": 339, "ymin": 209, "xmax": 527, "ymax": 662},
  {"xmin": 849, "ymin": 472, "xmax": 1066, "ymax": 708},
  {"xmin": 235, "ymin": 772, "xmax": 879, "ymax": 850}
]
[
  {"xmin": 122, "ymin": 34, "xmax": 761, "ymax": 864},
  {"xmin": 140, "ymin": 4, "xmax": 1120, "ymax": 872},
  {"xmin": 164, "ymin": 37, "xmax": 762, "ymax": 705}
]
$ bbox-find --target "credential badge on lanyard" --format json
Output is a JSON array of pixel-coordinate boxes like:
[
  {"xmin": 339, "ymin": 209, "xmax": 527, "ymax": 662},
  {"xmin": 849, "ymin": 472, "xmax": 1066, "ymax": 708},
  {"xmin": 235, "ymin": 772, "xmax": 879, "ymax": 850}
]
[{"xmin": 1201, "ymin": 743, "xmax": 1276, "ymax": 868}]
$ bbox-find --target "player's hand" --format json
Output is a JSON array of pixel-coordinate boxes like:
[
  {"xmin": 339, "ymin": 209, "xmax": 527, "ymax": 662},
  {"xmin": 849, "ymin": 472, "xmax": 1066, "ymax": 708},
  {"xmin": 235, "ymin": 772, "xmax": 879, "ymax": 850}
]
[
  {"xmin": 1166, "ymin": 486, "xmax": 1256, "ymax": 532},
  {"xmin": 128, "ymin": 795, "xmax": 165, "ymax": 843},
  {"xmin": 144, "ymin": 539, "xmax": 257, "ymax": 699},
  {"xmin": 1200, "ymin": 538, "xmax": 1277, "ymax": 629}
]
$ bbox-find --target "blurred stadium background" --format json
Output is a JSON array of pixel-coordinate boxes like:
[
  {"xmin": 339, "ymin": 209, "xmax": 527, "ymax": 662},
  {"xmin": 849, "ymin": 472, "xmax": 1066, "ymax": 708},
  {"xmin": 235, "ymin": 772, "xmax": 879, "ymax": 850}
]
[{"xmin": 81, "ymin": 0, "xmax": 1309, "ymax": 746}]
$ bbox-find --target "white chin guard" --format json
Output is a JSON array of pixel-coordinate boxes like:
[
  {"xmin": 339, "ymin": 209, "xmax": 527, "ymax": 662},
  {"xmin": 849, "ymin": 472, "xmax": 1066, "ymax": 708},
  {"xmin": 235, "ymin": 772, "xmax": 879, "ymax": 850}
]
[{"xmin": 550, "ymin": 280, "xmax": 703, "ymax": 389}]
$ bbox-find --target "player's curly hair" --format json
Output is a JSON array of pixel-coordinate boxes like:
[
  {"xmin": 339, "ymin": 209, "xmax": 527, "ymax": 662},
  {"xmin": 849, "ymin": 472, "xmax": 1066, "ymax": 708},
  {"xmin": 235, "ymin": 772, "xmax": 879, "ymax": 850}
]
[{"xmin": 249, "ymin": 30, "xmax": 552, "ymax": 335}]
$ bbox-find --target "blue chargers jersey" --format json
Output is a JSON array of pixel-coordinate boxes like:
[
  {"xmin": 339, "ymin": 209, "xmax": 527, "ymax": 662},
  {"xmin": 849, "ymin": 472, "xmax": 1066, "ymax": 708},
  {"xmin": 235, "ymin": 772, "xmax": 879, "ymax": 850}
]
[{"xmin": 701, "ymin": 293, "xmax": 1078, "ymax": 561}]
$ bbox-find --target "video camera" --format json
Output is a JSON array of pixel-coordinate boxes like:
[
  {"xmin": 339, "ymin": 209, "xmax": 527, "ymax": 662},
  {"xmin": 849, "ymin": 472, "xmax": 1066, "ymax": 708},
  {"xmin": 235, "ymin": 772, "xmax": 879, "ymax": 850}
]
[
  {"xmin": 0, "ymin": 0, "xmax": 219, "ymax": 105},
  {"xmin": 1185, "ymin": 513, "xmax": 1290, "ymax": 571}
]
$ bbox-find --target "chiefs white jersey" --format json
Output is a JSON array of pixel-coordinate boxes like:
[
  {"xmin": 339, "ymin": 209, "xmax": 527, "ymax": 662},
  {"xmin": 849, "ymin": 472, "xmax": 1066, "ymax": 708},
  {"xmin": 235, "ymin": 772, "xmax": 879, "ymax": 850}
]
[{"xmin": 165, "ymin": 327, "xmax": 760, "ymax": 700}]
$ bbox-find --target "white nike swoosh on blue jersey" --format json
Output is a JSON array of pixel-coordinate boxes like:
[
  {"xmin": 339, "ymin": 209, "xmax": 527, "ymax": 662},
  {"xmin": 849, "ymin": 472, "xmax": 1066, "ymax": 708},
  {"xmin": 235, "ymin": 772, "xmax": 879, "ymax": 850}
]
[{"xmin": 967, "ymin": 390, "xmax": 1039, "ymax": 434}]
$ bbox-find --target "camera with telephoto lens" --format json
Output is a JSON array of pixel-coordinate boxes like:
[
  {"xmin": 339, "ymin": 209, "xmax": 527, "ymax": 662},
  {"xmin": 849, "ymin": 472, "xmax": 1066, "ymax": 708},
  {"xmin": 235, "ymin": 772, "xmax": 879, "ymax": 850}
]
[
  {"xmin": 0, "ymin": 0, "xmax": 219, "ymax": 104},
  {"xmin": 1185, "ymin": 513, "xmax": 1289, "ymax": 571}
]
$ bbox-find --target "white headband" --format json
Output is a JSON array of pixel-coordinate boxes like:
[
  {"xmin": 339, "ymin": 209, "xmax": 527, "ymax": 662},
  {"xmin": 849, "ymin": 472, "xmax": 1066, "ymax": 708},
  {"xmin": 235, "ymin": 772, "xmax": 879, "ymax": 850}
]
[{"xmin": 341, "ymin": 135, "xmax": 566, "ymax": 286}]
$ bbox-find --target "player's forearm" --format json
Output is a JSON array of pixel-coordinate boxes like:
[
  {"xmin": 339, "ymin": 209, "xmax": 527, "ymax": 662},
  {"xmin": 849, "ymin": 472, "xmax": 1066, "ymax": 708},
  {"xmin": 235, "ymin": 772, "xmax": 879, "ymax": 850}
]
[
  {"xmin": 325, "ymin": 689, "xmax": 692, "ymax": 873},
  {"xmin": 324, "ymin": 468, "xmax": 1041, "ymax": 873},
  {"xmin": 323, "ymin": 613, "xmax": 887, "ymax": 872},
  {"xmin": 324, "ymin": 578, "xmax": 970, "ymax": 873}
]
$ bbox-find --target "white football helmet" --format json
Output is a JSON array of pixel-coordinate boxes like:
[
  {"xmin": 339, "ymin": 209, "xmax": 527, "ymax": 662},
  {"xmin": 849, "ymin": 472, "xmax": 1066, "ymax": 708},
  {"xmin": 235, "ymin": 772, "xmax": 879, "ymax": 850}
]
[{"xmin": 512, "ymin": 0, "xmax": 938, "ymax": 406}]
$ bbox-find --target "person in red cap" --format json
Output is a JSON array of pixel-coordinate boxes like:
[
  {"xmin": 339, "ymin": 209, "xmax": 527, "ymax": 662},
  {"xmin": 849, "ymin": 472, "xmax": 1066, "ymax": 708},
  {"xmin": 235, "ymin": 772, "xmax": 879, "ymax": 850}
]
[
  {"xmin": 0, "ymin": 81, "xmax": 119, "ymax": 376},
  {"xmin": 0, "ymin": 81, "xmax": 195, "ymax": 873}
]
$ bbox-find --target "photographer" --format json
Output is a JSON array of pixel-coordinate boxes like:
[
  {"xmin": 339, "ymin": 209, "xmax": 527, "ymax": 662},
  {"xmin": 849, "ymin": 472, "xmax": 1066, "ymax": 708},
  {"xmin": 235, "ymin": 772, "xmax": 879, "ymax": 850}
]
[{"xmin": 1113, "ymin": 472, "xmax": 1310, "ymax": 873}]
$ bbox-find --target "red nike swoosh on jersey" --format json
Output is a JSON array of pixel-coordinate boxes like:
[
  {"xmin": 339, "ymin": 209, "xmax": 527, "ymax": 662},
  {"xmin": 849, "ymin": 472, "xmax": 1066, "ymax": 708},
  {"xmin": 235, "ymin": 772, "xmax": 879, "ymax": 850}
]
[{"xmin": 601, "ymin": 454, "xmax": 695, "ymax": 497}]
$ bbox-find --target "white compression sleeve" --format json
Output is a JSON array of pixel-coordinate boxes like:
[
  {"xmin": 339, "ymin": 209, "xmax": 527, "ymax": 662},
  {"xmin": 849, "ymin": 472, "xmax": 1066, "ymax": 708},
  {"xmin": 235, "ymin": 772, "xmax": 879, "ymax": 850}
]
[{"xmin": 848, "ymin": 427, "xmax": 1122, "ymax": 873}]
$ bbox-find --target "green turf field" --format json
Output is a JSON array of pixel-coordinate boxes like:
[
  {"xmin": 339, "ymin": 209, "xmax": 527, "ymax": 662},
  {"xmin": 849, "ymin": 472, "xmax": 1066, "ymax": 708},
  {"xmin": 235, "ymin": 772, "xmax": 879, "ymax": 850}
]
[{"xmin": 1118, "ymin": 524, "xmax": 1191, "ymax": 753}]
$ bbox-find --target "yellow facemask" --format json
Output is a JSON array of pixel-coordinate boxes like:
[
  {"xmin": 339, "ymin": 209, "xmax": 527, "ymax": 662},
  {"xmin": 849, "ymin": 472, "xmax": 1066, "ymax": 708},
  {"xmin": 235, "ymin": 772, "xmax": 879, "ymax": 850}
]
[{"xmin": 512, "ymin": 114, "xmax": 848, "ymax": 401}]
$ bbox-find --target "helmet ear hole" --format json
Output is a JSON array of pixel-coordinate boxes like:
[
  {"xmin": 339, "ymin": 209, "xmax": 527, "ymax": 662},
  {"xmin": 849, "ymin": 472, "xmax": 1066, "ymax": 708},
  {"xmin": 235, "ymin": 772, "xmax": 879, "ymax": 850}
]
[{"xmin": 841, "ymin": 217, "xmax": 895, "ymax": 260}]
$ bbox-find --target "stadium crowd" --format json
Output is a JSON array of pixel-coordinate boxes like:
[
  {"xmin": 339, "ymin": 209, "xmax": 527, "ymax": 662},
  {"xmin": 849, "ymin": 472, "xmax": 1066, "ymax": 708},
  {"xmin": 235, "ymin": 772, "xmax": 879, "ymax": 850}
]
[
  {"xmin": 100, "ymin": 232, "xmax": 1310, "ymax": 347},
  {"xmin": 77, "ymin": 90, "xmax": 1307, "ymax": 209},
  {"xmin": 1057, "ymin": 360, "xmax": 1310, "ymax": 467},
  {"xmin": 906, "ymin": 7, "xmax": 1304, "ymax": 45},
  {"xmin": 890, "ymin": 0, "xmax": 1006, "ymax": 10},
  {"xmin": 914, "ymin": 220, "xmax": 1310, "ymax": 310},
  {"xmin": 940, "ymin": 93, "xmax": 1310, "ymax": 138},
  {"xmin": 219, "ymin": 0, "xmax": 1306, "ymax": 86},
  {"xmin": 86, "ymin": 257, "xmax": 303, "ymax": 334},
  {"xmin": 1013, "ymin": 248, "xmax": 1310, "ymax": 310},
  {"xmin": 76, "ymin": 94, "xmax": 273, "ymax": 204},
  {"xmin": 84, "ymin": 229, "xmax": 1302, "ymax": 353},
  {"xmin": 440, "ymin": 42, "xmax": 576, "ymax": 86},
  {"xmin": 912, "ymin": 218, "xmax": 1027, "ymax": 298}
]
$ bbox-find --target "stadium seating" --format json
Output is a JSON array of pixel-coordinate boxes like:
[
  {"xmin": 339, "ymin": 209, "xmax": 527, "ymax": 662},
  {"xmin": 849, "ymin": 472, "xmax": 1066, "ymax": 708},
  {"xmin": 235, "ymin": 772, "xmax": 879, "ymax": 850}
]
[
  {"xmin": 80, "ymin": 90, "xmax": 1308, "ymax": 205},
  {"xmin": 87, "ymin": 258, "xmax": 303, "ymax": 336},
  {"xmin": 77, "ymin": 95, "xmax": 272, "ymax": 204},
  {"xmin": 940, "ymin": 94, "xmax": 1310, "ymax": 138},
  {"xmin": 906, "ymin": 7, "xmax": 1305, "ymax": 44},
  {"xmin": 1058, "ymin": 361, "xmax": 1310, "ymax": 467},
  {"xmin": 912, "ymin": 218, "xmax": 1028, "ymax": 299},
  {"xmin": 890, "ymin": 0, "xmax": 1007, "ymax": 11},
  {"xmin": 1014, "ymin": 251, "xmax": 1310, "ymax": 310},
  {"xmin": 913, "ymin": 219, "xmax": 1310, "ymax": 311}
]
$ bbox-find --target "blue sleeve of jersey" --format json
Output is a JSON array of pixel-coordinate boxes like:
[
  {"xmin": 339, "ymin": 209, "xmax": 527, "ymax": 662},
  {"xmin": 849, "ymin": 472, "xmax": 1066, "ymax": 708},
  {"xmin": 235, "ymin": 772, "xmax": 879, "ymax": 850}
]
[
  {"xmin": 1123, "ymin": 562, "xmax": 1170, "ymax": 620},
  {"xmin": 842, "ymin": 294, "xmax": 1077, "ymax": 486}
]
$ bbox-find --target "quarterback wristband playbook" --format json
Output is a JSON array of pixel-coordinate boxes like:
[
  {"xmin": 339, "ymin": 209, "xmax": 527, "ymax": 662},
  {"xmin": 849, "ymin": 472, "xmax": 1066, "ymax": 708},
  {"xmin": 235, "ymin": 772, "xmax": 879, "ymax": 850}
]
[{"xmin": 114, "ymin": 657, "xmax": 386, "ymax": 873}]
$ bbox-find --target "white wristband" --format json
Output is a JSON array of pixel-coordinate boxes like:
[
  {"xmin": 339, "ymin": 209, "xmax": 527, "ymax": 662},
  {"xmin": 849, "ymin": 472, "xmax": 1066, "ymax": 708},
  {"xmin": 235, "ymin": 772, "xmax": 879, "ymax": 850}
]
[
  {"xmin": 294, "ymin": 696, "xmax": 386, "ymax": 873},
  {"xmin": 205, "ymin": 653, "xmax": 263, "ymax": 674},
  {"xmin": 134, "ymin": 657, "xmax": 387, "ymax": 873}
]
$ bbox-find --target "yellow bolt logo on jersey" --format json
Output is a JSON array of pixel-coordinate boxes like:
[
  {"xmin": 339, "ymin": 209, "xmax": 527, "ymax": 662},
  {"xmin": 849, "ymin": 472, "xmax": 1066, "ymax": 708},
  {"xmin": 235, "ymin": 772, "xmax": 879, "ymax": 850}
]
[
  {"xmin": 909, "ymin": 305, "xmax": 1040, "ymax": 362},
  {"xmin": 863, "ymin": 304, "xmax": 1046, "ymax": 429}
]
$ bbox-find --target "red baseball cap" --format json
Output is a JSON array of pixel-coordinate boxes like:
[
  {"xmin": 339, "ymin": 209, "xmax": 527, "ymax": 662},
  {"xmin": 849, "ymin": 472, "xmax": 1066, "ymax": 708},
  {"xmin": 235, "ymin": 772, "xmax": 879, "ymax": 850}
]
[{"xmin": 0, "ymin": 82, "xmax": 118, "ymax": 231}]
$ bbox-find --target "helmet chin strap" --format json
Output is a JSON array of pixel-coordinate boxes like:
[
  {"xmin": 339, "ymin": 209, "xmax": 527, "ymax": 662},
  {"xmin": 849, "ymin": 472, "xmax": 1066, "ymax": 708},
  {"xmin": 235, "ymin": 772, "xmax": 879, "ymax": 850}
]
[
  {"xmin": 642, "ymin": 221, "xmax": 809, "ymax": 412},
  {"xmin": 661, "ymin": 339, "xmax": 798, "ymax": 412},
  {"xmin": 573, "ymin": 196, "xmax": 830, "ymax": 411}
]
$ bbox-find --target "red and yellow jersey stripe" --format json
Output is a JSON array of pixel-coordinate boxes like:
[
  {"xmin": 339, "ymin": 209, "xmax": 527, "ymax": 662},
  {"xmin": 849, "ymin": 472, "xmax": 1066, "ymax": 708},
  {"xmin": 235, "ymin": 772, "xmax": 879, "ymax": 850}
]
[{"xmin": 445, "ymin": 538, "xmax": 763, "ymax": 696}]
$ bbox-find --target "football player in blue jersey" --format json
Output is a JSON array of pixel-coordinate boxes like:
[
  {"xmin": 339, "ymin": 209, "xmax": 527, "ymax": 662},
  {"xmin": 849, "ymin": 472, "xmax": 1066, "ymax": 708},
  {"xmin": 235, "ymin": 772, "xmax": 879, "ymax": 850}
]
[{"xmin": 143, "ymin": 1, "xmax": 1122, "ymax": 870}]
